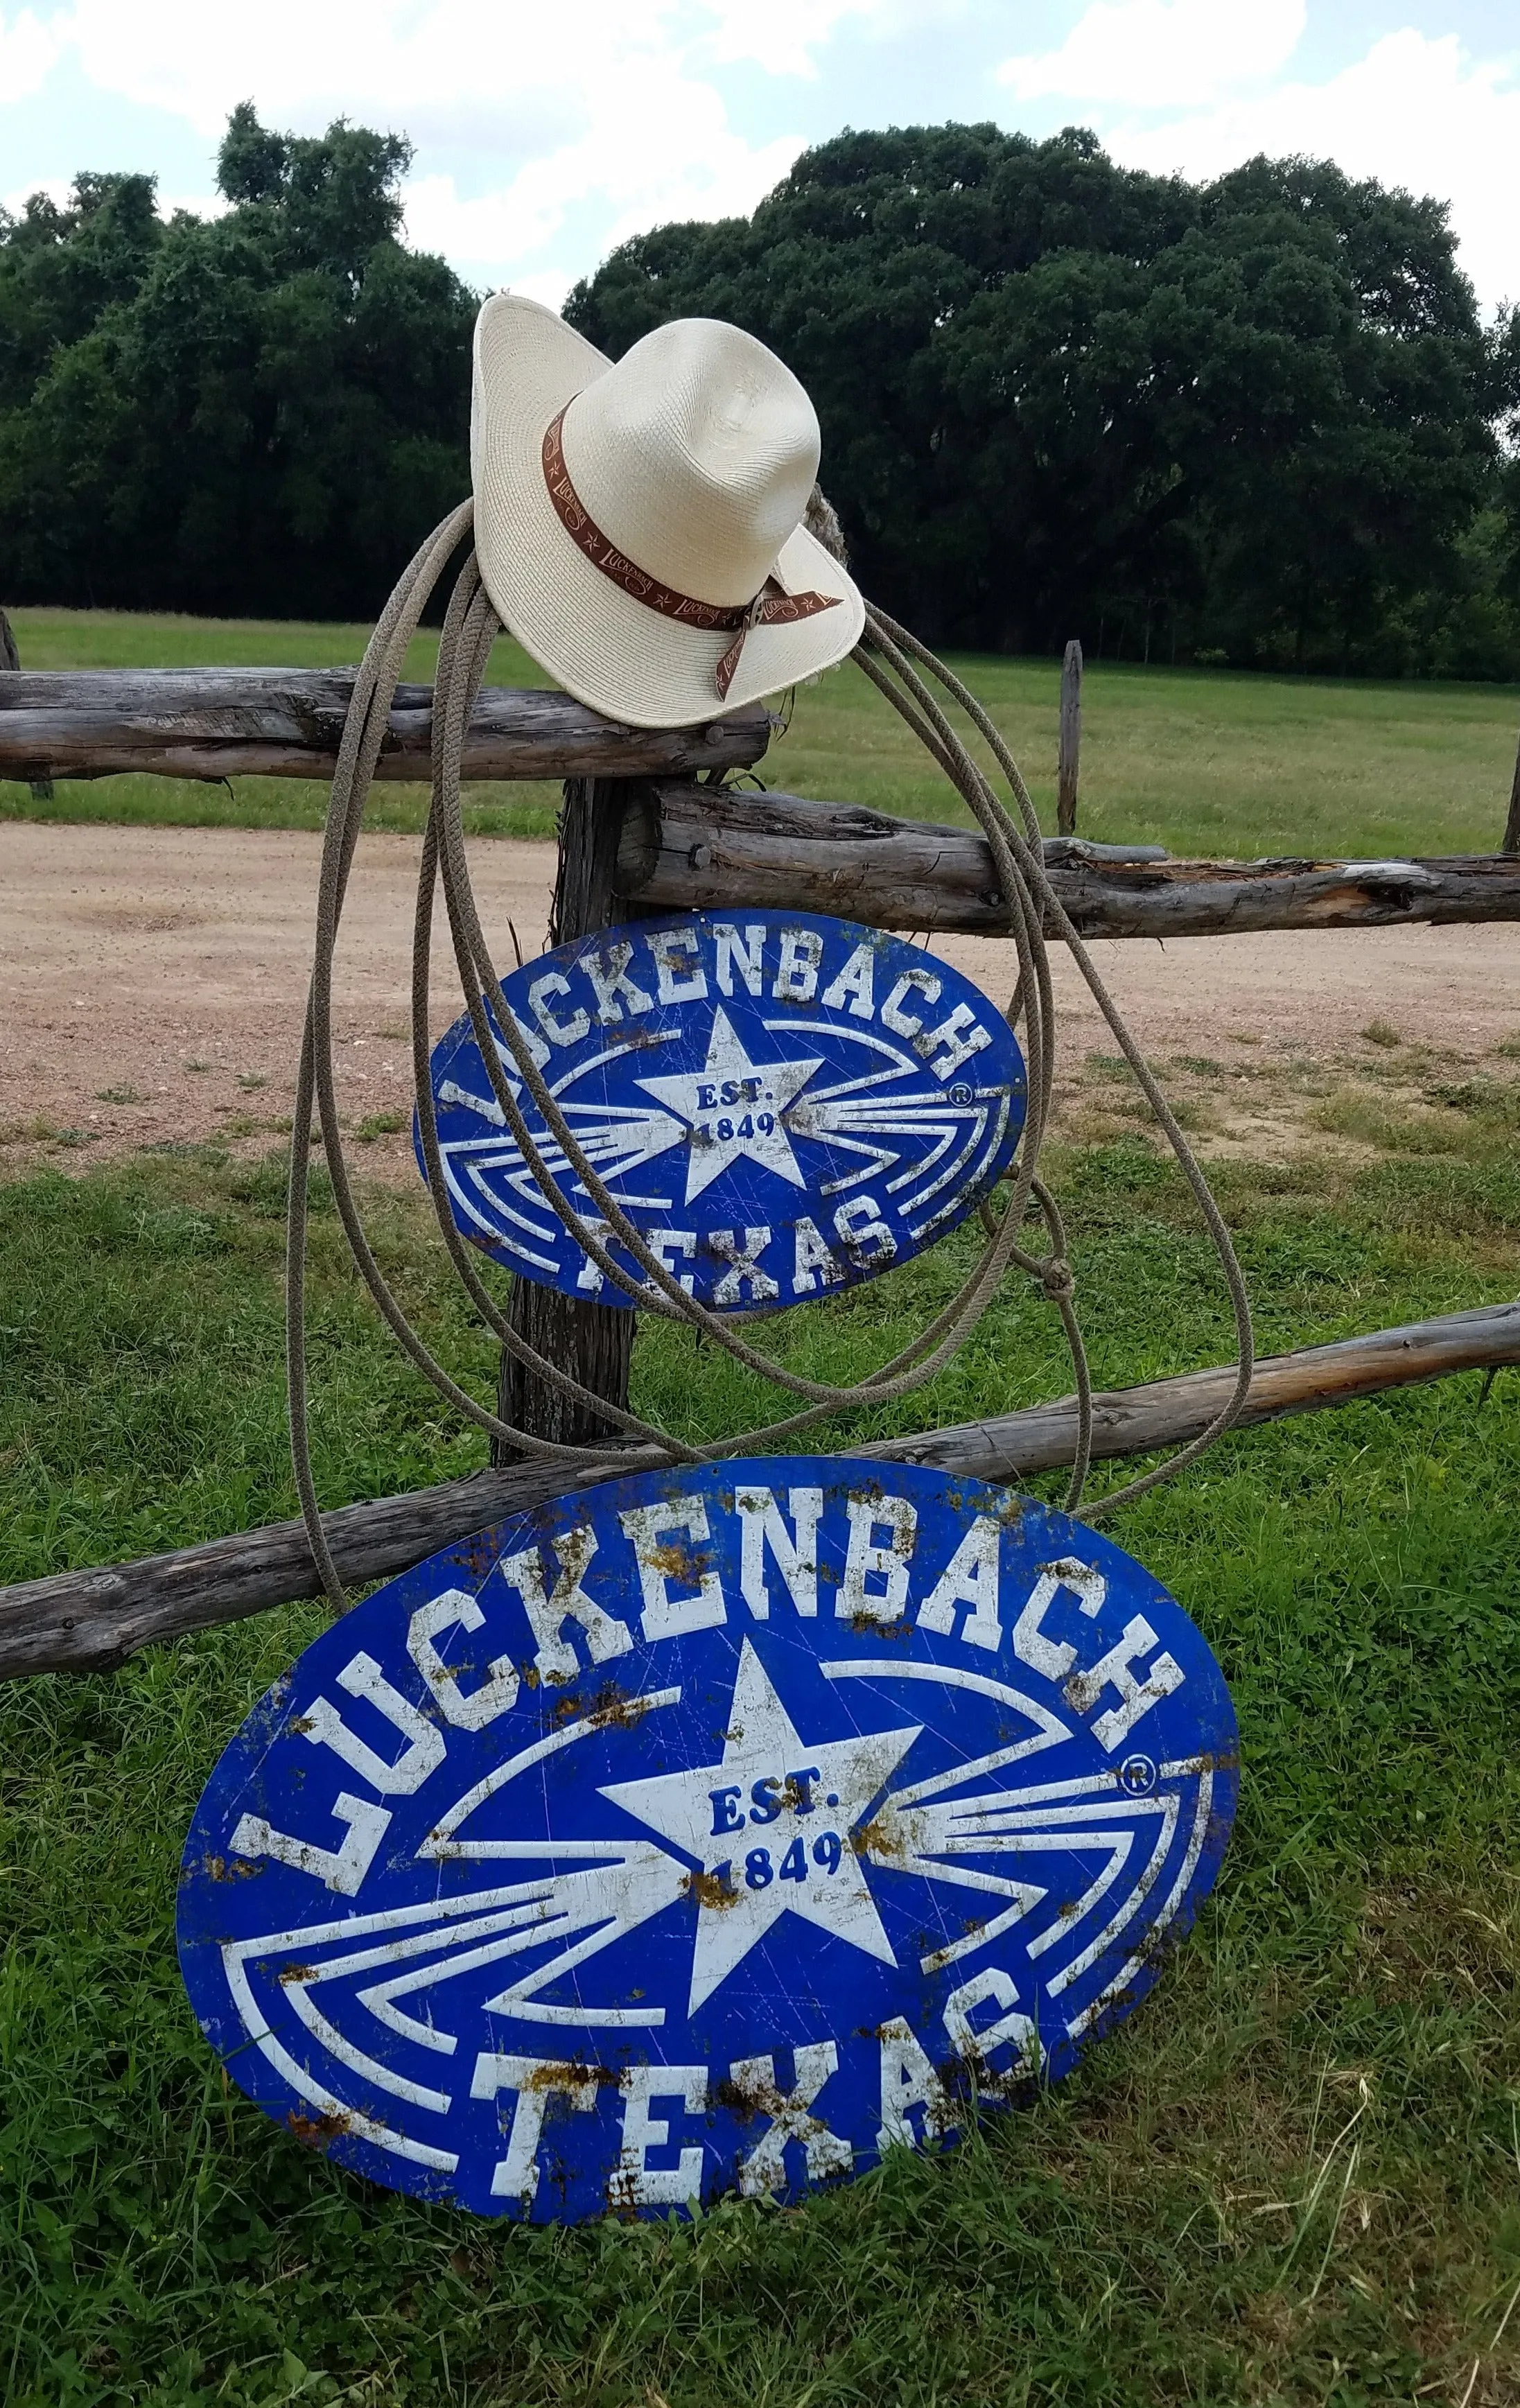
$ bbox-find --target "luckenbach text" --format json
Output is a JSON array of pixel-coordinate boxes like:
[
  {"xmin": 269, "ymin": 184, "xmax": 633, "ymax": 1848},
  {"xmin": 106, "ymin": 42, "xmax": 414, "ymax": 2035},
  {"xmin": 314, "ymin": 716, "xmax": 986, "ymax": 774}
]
[{"xmin": 229, "ymin": 1483, "xmax": 1185, "ymax": 2206}]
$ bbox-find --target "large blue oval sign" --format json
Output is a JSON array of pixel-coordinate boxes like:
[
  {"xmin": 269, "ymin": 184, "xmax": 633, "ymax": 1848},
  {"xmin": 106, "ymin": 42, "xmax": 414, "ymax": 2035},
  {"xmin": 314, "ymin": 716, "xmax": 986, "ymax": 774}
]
[
  {"xmin": 418, "ymin": 912, "xmax": 1026, "ymax": 1309},
  {"xmin": 179, "ymin": 1460, "xmax": 1237, "ymax": 2220}
]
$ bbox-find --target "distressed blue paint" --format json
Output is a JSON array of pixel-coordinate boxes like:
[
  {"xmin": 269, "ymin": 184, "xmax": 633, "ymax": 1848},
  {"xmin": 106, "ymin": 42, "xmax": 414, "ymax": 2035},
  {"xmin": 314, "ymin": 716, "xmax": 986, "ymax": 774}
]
[
  {"xmin": 416, "ymin": 911, "xmax": 1026, "ymax": 1309},
  {"xmin": 179, "ymin": 1459, "xmax": 1237, "ymax": 2222}
]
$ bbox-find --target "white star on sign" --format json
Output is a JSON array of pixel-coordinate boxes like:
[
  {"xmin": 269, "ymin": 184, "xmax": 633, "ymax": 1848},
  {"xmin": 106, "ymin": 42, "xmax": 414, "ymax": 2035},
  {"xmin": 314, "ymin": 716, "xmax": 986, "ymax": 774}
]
[
  {"xmin": 600, "ymin": 1641, "xmax": 921, "ymax": 2014},
  {"xmin": 635, "ymin": 1008, "xmax": 824, "ymax": 1205}
]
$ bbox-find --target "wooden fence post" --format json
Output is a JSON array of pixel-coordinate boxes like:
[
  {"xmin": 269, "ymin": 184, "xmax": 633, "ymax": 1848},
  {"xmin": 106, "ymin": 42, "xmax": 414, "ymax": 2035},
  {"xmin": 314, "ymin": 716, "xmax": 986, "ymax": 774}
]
[
  {"xmin": 1503, "ymin": 723, "xmax": 1520, "ymax": 856},
  {"xmin": 492, "ymin": 775, "xmax": 640, "ymax": 1456},
  {"xmin": 0, "ymin": 607, "xmax": 53, "ymax": 801},
  {"xmin": 1057, "ymin": 639, "xmax": 1082, "ymax": 836}
]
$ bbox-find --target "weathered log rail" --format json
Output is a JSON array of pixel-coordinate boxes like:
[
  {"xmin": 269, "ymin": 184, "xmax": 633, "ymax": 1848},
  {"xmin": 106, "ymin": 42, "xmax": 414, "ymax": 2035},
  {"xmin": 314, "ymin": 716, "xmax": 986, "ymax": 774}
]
[
  {"xmin": 3, "ymin": 1300, "xmax": 1512, "ymax": 1682},
  {"xmin": 0, "ymin": 670, "xmax": 771, "ymax": 785},
  {"xmin": 4, "ymin": 674, "xmax": 1518, "ymax": 937},
  {"xmin": 615, "ymin": 781, "xmax": 1520, "ymax": 939}
]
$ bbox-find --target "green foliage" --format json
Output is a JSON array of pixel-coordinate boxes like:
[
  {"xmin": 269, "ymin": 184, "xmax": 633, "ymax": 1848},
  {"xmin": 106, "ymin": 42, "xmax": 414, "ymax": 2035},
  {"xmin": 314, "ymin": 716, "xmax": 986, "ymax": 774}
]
[
  {"xmin": 568, "ymin": 123, "xmax": 1520, "ymax": 677},
  {"xmin": 0, "ymin": 108, "xmax": 474, "ymax": 619},
  {"xmin": 1, "ymin": 1135, "xmax": 1519, "ymax": 2400},
  {"xmin": 6, "ymin": 110, "xmax": 1520, "ymax": 674}
]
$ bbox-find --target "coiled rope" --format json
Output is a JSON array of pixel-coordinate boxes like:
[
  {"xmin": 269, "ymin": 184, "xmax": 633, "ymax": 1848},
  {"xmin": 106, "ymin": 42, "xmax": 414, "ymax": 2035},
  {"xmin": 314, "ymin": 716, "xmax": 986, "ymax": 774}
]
[{"xmin": 288, "ymin": 501, "xmax": 1254, "ymax": 1612}]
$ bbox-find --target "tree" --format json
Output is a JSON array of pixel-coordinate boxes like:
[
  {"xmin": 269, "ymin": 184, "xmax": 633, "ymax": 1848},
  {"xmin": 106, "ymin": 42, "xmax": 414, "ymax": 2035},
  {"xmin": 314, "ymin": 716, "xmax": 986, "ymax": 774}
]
[
  {"xmin": 2, "ymin": 110, "xmax": 1517, "ymax": 670},
  {"xmin": 0, "ymin": 106, "xmax": 475, "ymax": 617},
  {"xmin": 0, "ymin": 173, "xmax": 164, "ymax": 414},
  {"xmin": 568, "ymin": 125, "xmax": 1520, "ymax": 672}
]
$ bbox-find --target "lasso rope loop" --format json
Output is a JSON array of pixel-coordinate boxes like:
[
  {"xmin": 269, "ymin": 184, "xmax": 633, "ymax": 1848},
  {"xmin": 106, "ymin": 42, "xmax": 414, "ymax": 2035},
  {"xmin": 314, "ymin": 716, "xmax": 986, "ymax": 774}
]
[{"xmin": 288, "ymin": 507, "xmax": 1255, "ymax": 1612}]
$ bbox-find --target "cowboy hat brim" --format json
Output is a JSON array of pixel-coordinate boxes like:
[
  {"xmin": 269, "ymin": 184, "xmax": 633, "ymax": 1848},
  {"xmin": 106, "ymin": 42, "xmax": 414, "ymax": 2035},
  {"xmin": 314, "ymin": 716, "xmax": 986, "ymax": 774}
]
[{"xmin": 471, "ymin": 293, "xmax": 866, "ymax": 731}]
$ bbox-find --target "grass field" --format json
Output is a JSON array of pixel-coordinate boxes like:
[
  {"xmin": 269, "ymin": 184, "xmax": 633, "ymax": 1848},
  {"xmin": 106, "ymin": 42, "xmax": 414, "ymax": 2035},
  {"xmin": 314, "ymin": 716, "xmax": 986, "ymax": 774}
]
[
  {"xmin": 4, "ymin": 602, "xmax": 1520, "ymax": 2399},
  {"xmin": 3, "ymin": 1082, "xmax": 1520, "ymax": 2402},
  {"xmin": 3, "ymin": 606, "xmax": 1517, "ymax": 860}
]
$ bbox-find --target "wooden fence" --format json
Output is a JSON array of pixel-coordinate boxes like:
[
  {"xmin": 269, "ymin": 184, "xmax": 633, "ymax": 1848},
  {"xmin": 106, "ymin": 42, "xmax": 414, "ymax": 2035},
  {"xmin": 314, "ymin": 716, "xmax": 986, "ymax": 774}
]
[{"xmin": 1, "ymin": 665, "xmax": 1516, "ymax": 1677}]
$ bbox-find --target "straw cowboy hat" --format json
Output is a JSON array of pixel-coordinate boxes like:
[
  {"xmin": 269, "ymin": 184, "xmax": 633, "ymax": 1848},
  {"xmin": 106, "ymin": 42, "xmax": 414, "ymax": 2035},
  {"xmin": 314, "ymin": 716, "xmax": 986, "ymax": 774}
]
[{"xmin": 471, "ymin": 294, "xmax": 864, "ymax": 729}]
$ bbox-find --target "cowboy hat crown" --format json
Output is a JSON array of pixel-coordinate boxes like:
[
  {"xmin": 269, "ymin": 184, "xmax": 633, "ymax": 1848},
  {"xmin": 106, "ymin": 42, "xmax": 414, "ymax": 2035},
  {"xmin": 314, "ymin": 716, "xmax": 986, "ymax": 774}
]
[
  {"xmin": 471, "ymin": 295, "xmax": 864, "ymax": 729},
  {"xmin": 564, "ymin": 317, "xmax": 822, "ymax": 610}
]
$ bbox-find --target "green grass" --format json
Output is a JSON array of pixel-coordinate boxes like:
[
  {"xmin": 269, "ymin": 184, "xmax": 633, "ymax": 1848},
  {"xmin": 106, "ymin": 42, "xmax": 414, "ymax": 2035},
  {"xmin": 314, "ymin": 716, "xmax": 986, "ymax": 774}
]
[
  {"xmin": 767, "ymin": 652, "xmax": 1520, "ymax": 859},
  {"xmin": 4, "ymin": 607, "xmax": 1518, "ymax": 859},
  {"xmin": 3, "ymin": 1106, "xmax": 1519, "ymax": 2404}
]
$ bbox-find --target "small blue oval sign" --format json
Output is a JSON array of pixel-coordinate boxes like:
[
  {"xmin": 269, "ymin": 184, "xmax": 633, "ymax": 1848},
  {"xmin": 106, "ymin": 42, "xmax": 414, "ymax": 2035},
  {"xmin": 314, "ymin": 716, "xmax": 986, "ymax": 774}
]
[
  {"xmin": 418, "ymin": 911, "xmax": 1026, "ymax": 1309},
  {"xmin": 179, "ymin": 1460, "xmax": 1237, "ymax": 2221}
]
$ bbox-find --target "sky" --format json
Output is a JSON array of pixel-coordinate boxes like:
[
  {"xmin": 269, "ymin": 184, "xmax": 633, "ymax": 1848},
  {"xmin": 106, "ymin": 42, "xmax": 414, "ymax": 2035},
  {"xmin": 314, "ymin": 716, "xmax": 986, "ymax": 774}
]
[{"xmin": 1, "ymin": 0, "xmax": 1517, "ymax": 318}]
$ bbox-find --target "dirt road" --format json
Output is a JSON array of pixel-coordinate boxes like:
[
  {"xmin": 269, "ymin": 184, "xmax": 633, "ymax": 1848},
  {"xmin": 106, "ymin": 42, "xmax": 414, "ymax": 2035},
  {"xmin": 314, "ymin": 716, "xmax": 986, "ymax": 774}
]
[{"xmin": 3, "ymin": 819, "xmax": 1515, "ymax": 1177}]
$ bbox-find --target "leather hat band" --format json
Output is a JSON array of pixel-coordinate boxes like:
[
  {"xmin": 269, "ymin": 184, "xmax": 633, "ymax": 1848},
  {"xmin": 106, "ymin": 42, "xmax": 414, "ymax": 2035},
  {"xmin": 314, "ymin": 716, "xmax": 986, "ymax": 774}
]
[{"xmin": 542, "ymin": 405, "xmax": 839, "ymax": 700}]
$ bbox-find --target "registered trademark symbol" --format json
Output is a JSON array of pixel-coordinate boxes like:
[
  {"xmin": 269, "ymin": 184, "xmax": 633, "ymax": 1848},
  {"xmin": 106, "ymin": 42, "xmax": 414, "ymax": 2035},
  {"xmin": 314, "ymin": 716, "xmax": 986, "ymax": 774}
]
[
  {"xmin": 948, "ymin": 1083, "xmax": 973, "ymax": 1105},
  {"xmin": 1119, "ymin": 1753, "xmax": 1158, "ymax": 1795}
]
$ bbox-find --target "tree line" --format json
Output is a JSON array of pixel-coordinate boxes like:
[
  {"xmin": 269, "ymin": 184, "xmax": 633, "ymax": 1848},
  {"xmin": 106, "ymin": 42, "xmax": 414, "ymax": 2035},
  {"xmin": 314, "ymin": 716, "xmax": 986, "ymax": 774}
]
[
  {"xmin": 3, "ymin": 107, "xmax": 1519, "ymax": 675},
  {"xmin": 0, "ymin": 106, "xmax": 475, "ymax": 622}
]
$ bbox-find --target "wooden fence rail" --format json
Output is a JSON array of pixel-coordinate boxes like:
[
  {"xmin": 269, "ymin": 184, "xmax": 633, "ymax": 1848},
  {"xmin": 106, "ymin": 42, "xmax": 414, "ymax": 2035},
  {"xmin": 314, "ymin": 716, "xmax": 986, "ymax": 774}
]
[
  {"xmin": 3, "ymin": 1300, "xmax": 1513, "ymax": 1682},
  {"xmin": 615, "ymin": 780, "xmax": 1520, "ymax": 939},
  {"xmin": 0, "ymin": 670, "xmax": 771, "ymax": 785},
  {"xmin": 5, "ymin": 674, "xmax": 1518, "ymax": 939}
]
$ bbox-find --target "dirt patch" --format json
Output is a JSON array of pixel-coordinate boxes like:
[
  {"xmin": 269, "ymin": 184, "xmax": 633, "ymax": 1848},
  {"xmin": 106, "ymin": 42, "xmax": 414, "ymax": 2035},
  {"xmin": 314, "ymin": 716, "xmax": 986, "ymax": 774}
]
[
  {"xmin": 0, "ymin": 820, "xmax": 550, "ymax": 1180},
  {"xmin": 1, "ymin": 819, "xmax": 1515, "ymax": 1181}
]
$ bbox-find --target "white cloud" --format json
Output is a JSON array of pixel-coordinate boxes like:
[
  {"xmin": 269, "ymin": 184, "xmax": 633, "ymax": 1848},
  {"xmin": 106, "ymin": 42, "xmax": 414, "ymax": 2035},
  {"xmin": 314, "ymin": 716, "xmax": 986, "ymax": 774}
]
[
  {"xmin": 0, "ymin": 0, "xmax": 845, "ymax": 297},
  {"xmin": 400, "ymin": 49, "xmax": 803, "ymax": 299},
  {"xmin": 3, "ymin": 174, "xmax": 69, "ymax": 218},
  {"xmin": 1103, "ymin": 30, "xmax": 1520, "ymax": 313},
  {"xmin": 158, "ymin": 188, "xmax": 229, "ymax": 225},
  {"xmin": 499, "ymin": 264, "xmax": 584, "ymax": 311},
  {"xmin": 699, "ymin": 0, "xmax": 909, "ymax": 81},
  {"xmin": 0, "ymin": 6, "xmax": 60, "ymax": 98},
  {"xmin": 56, "ymin": 0, "xmax": 610, "ymax": 143},
  {"xmin": 999, "ymin": 0, "xmax": 1306, "ymax": 111},
  {"xmin": 27, "ymin": 0, "xmax": 875, "ymax": 132}
]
